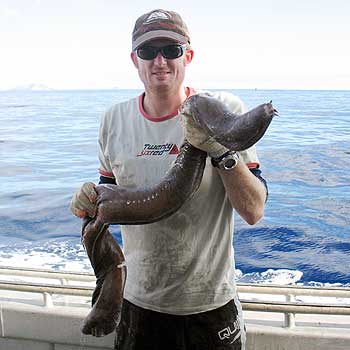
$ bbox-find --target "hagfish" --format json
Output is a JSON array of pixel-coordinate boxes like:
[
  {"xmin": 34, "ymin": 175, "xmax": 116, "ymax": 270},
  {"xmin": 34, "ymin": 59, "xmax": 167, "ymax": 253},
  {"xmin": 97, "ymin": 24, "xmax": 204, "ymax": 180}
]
[
  {"xmin": 84, "ymin": 143, "xmax": 206, "ymax": 235},
  {"xmin": 81, "ymin": 143, "xmax": 206, "ymax": 336},
  {"xmin": 181, "ymin": 93, "xmax": 277, "ymax": 151},
  {"xmin": 81, "ymin": 221, "xmax": 126, "ymax": 337},
  {"xmin": 81, "ymin": 94, "xmax": 276, "ymax": 337}
]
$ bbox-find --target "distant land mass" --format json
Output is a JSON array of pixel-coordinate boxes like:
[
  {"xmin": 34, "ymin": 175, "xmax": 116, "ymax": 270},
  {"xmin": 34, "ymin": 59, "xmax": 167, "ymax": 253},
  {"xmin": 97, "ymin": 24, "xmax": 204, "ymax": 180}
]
[
  {"xmin": 0, "ymin": 85, "xmax": 125, "ymax": 91},
  {"xmin": 7, "ymin": 84, "xmax": 54, "ymax": 91}
]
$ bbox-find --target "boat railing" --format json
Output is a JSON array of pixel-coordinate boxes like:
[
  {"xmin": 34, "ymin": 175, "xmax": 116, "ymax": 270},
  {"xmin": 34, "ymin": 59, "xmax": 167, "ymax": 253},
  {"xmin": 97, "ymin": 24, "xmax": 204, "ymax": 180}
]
[{"xmin": 0, "ymin": 266, "xmax": 349, "ymax": 328}]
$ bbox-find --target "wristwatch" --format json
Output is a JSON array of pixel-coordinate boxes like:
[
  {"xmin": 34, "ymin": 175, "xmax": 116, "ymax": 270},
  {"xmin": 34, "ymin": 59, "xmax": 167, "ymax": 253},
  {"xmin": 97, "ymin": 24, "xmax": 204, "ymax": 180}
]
[{"xmin": 211, "ymin": 151, "xmax": 240, "ymax": 171}]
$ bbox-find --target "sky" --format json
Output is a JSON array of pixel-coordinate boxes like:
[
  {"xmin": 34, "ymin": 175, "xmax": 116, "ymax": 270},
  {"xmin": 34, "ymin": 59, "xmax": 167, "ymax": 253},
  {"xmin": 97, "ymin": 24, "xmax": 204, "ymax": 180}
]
[{"xmin": 1, "ymin": 0, "xmax": 349, "ymax": 90}]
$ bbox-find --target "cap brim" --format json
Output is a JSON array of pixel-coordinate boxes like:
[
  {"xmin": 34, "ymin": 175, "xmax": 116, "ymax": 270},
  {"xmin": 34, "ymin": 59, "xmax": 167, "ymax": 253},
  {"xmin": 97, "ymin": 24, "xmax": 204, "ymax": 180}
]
[{"xmin": 132, "ymin": 30, "xmax": 188, "ymax": 50}]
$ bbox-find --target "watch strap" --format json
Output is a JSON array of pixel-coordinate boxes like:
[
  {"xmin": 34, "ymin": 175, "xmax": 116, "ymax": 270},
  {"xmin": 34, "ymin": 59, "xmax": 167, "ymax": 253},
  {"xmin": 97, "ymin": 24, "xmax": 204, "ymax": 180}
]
[
  {"xmin": 211, "ymin": 151, "xmax": 232, "ymax": 167},
  {"xmin": 211, "ymin": 150, "xmax": 240, "ymax": 170}
]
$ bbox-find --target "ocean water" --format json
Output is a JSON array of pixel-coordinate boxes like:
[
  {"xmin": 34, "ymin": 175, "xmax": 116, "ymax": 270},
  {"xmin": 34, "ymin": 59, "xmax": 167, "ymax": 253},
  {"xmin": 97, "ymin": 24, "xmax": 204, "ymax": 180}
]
[{"xmin": 0, "ymin": 89, "xmax": 349, "ymax": 286}]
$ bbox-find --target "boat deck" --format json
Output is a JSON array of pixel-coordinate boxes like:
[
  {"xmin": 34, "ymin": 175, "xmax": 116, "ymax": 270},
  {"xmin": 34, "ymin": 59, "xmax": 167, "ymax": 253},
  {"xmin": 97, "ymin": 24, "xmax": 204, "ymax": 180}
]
[{"xmin": 0, "ymin": 266, "xmax": 349, "ymax": 349}]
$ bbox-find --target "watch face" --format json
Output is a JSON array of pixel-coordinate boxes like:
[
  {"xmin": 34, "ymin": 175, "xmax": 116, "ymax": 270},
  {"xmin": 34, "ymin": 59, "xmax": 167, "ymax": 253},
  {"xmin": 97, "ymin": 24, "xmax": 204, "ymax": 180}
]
[
  {"xmin": 212, "ymin": 151, "xmax": 239, "ymax": 170},
  {"xmin": 224, "ymin": 158, "xmax": 237, "ymax": 169}
]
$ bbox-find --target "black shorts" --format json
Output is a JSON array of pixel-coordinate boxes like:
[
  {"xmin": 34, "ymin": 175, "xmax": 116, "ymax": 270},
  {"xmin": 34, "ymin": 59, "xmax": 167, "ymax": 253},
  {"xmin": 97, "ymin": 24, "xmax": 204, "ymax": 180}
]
[{"xmin": 114, "ymin": 299, "xmax": 246, "ymax": 350}]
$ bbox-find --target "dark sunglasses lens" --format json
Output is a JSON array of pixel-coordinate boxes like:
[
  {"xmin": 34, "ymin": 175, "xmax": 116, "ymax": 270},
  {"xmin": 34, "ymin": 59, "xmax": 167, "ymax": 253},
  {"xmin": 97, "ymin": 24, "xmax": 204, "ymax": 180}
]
[
  {"xmin": 162, "ymin": 45, "xmax": 184, "ymax": 59},
  {"xmin": 137, "ymin": 45, "xmax": 184, "ymax": 60},
  {"xmin": 137, "ymin": 47, "xmax": 158, "ymax": 60}
]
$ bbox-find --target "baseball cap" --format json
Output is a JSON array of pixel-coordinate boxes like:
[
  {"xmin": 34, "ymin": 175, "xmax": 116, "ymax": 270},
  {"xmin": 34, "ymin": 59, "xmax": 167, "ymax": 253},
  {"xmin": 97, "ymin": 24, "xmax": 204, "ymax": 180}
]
[{"xmin": 132, "ymin": 9, "xmax": 190, "ymax": 51}]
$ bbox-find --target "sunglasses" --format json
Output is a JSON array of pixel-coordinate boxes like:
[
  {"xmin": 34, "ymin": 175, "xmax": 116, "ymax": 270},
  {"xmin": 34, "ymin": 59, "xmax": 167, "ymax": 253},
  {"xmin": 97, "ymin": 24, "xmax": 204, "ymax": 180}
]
[{"xmin": 136, "ymin": 44, "xmax": 186, "ymax": 60}]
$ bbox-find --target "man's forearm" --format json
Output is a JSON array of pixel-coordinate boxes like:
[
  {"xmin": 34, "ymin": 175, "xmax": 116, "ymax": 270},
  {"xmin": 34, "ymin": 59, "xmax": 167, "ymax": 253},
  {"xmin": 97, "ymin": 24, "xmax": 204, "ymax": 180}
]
[{"xmin": 218, "ymin": 160, "xmax": 267, "ymax": 225}]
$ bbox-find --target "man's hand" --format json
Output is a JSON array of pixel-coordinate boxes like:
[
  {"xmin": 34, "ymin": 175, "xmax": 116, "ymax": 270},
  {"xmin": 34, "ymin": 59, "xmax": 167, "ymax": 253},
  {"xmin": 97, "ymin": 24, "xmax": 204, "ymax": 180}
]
[
  {"xmin": 70, "ymin": 182, "xmax": 98, "ymax": 218},
  {"xmin": 180, "ymin": 104, "xmax": 229, "ymax": 158}
]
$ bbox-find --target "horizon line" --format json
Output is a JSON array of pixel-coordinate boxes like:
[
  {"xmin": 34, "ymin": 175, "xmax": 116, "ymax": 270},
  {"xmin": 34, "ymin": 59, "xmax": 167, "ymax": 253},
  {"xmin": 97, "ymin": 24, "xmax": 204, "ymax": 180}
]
[{"xmin": 1, "ymin": 87, "xmax": 350, "ymax": 92}]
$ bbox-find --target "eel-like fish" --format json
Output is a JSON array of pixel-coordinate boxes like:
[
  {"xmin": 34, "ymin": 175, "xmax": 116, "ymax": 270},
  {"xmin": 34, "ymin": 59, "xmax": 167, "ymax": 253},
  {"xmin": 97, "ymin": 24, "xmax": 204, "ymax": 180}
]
[
  {"xmin": 80, "ymin": 94, "xmax": 277, "ymax": 336},
  {"xmin": 81, "ymin": 143, "xmax": 207, "ymax": 336},
  {"xmin": 181, "ymin": 93, "xmax": 277, "ymax": 151},
  {"xmin": 81, "ymin": 221, "xmax": 126, "ymax": 337}
]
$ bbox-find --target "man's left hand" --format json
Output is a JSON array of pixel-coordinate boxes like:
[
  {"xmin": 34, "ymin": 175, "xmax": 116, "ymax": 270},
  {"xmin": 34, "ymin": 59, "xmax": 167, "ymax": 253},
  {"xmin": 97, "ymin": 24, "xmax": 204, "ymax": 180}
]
[{"xmin": 181, "ymin": 109, "xmax": 229, "ymax": 158}]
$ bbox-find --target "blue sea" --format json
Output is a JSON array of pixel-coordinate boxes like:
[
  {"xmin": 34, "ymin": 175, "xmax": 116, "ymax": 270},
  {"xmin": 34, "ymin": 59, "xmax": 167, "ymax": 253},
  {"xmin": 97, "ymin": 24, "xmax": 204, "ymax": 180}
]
[{"xmin": 0, "ymin": 89, "xmax": 349, "ymax": 287}]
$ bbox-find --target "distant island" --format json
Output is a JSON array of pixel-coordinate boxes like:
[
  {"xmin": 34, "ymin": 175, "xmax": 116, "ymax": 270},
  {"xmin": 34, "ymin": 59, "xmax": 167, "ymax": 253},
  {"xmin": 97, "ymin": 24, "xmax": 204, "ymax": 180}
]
[{"xmin": 8, "ymin": 84, "xmax": 55, "ymax": 91}]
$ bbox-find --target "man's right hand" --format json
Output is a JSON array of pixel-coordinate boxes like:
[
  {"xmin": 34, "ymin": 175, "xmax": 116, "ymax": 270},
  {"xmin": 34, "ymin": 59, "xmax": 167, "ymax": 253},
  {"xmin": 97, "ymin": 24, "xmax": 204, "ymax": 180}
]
[{"xmin": 70, "ymin": 182, "xmax": 98, "ymax": 218}]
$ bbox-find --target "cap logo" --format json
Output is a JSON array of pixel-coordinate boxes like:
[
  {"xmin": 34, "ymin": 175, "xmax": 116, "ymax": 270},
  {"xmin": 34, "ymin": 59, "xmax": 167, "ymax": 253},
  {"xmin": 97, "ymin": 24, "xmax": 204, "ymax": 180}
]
[{"xmin": 144, "ymin": 11, "xmax": 170, "ymax": 24}]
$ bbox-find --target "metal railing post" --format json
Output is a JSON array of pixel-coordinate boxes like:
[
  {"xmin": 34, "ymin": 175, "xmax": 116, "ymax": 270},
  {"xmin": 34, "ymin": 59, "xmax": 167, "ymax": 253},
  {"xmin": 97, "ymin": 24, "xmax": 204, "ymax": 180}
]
[
  {"xmin": 284, "ymin": 294, "xmax": 296, "ymax": 328},
  {"xmin": 43, "ymin": 292, "xmax": 54, "ymax": 308}
]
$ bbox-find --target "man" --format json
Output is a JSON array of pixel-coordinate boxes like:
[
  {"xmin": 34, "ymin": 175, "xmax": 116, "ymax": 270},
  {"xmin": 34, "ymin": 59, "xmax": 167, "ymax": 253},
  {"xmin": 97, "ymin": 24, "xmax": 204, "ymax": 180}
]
[{"xmin": 71, "ymin": 9, "xmax": 268, "ymax": 350}]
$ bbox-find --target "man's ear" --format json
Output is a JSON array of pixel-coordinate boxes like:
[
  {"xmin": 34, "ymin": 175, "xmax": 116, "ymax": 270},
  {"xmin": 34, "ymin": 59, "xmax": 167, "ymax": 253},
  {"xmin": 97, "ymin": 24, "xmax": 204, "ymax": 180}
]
[
  {"xmin": 131, "ymin": 51, "xmax": 138, "ymax": 68},
  {"xmin": 184, "ymin": 49, "xmax": 194, "ymax": 65}
]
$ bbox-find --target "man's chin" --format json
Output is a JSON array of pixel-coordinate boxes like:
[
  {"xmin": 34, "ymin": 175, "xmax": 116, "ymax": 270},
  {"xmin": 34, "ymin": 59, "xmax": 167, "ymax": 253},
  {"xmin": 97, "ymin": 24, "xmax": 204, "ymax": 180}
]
[{"xmin": 151, "ymin": 79, "xmax": 172, "ymax": 89}]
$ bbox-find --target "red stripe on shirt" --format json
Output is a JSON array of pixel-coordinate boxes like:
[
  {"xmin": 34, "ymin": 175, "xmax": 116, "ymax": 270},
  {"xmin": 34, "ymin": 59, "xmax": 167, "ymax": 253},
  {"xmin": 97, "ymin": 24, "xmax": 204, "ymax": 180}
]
[
  {"xmin": 99, "ymin": 168, "xmax": 115, "ymax": 178},
  {"xmin": 247, "ymin": 162, "xmax": 260, "ymax": 169},
  {"xmin": 139, "ymin": 87, "xmax": 196, "ymax": 122}
]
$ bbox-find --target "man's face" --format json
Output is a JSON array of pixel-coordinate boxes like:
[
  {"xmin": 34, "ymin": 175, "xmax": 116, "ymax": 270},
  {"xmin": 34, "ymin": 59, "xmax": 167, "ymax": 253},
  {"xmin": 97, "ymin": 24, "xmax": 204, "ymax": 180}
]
[{"xmin": 131, "ymin": 39, "xmax": 194, "ymax": 93}]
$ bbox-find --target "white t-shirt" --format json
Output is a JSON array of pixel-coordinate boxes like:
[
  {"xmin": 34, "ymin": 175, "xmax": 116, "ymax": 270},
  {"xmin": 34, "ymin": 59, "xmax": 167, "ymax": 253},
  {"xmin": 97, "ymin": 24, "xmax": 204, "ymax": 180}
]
[{"xmin": 98, "ymin": 89, "xmax": 259, "ymax": 315}]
